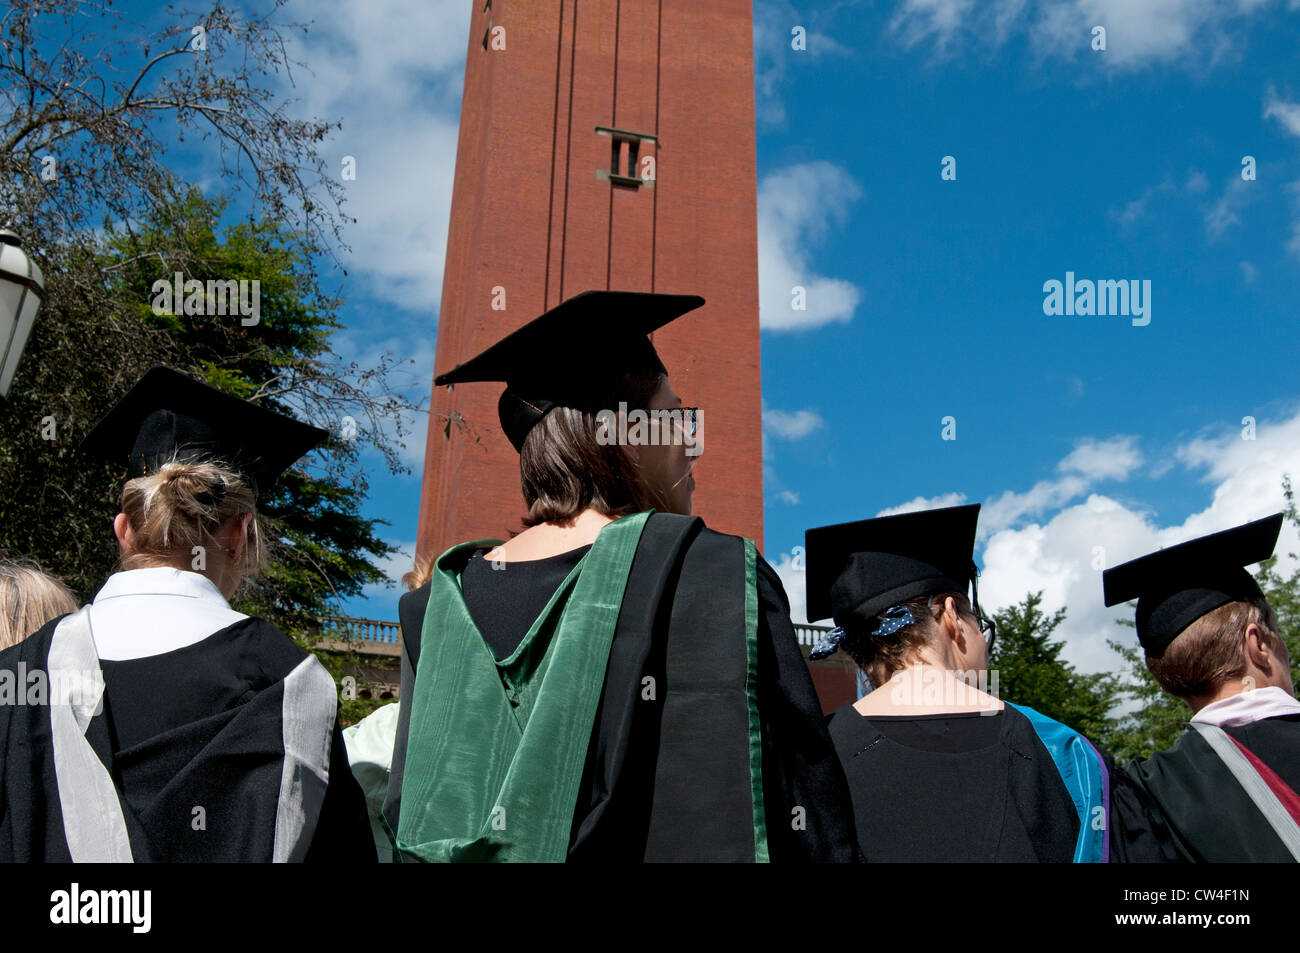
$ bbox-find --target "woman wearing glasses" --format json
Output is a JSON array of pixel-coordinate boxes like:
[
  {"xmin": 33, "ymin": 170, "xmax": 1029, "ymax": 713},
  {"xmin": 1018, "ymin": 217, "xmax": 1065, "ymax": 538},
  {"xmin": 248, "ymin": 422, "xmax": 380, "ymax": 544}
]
[
  {"xmin": 385, "ymin": 291, "xmax": 856, "ymax": 863},
  {"xmin": 804, "ymin": 504, "xmax": 1116, "ymax": 862}
]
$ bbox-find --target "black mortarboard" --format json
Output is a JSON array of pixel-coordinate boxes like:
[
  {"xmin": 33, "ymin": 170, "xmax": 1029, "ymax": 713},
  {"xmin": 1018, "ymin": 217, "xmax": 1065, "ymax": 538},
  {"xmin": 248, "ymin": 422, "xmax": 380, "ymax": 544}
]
[
  {"xmin": 80, "ymin": 366, "xmax": 327, "ymax": 494},
  {"xmin": 433, "ymin": 290, "xmax": 705, "ymax": 451},
  {"xmin": 805, "ymin": 504, "xmax": 982, "ymax": 630},
  {"xmin": 1102, "ymin": 513, "xmax": 1283, "ymax": 658}
]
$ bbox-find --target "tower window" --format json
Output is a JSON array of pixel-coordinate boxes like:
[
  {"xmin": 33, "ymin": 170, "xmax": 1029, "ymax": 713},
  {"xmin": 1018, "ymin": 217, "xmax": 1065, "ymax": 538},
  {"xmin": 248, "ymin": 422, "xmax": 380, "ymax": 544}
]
[{"xmin": 595, "ymin": 125, "xmax": 657, "ymax": 189}]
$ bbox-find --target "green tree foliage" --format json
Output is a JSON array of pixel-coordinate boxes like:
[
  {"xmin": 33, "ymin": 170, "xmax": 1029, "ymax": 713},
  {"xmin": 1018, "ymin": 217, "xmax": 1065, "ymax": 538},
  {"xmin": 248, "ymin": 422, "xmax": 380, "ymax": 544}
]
[
  {"xmin": 988, "ymin": 591, "xmax": 1122, "ymax": 748},
  {"xmin": 0, "ymin": 191, "xmax": 410, "ymax": 722},
  {"xmin": 1, "ymin": 3, "xmax": 423, "ymax": 720}
]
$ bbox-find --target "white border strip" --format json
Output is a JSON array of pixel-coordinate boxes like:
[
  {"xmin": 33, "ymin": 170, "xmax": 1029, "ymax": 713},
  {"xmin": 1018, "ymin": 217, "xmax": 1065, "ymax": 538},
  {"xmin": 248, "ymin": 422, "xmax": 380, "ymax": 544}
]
[
  {"xmin": 272, "ymin": 656, "xmax": 336, "ymax": 862},
  {"xmin": 49, "ymin": 608, "xmax": 133, "ymax": 862},
  {"xmin": 1192, "ymin": 722, "xmax": 1300, "ymax": 860}
]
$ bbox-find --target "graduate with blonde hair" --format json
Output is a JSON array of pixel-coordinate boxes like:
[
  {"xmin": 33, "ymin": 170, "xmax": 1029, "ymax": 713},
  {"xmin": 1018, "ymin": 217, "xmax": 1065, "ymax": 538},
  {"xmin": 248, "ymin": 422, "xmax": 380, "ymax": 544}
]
[
  {"xmin": 0, "ymin": 367, "xmax": 374, "ymax": 863},
  {"xmin": 0, "ymin": 561, "xmax": 78, "ymax": 650}
]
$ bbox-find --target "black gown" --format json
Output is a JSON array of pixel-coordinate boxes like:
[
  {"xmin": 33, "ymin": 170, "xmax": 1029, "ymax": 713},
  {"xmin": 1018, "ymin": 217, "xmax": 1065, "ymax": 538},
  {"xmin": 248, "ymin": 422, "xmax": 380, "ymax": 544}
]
[
  {"xmin": 383, "ymin": 512, "xmax": 859, "ymax": 862},
  {"xmin": 827, "ymin": 703, "xmax": 1082, "ymax": 862},
  {"xmin": 0, "ymin": 613, "xmax": 375, "ymax": 863},
  {"xmin": 1115, "ymin": 714, "xmax": 1300, "ymax": 862}
]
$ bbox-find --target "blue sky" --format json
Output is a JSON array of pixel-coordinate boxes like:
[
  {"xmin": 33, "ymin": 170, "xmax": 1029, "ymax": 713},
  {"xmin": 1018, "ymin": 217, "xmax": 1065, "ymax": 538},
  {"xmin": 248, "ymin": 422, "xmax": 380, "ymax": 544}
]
[{"xmin": 98, "ymin": 0, "xmax": 1300, "ymax": 673}]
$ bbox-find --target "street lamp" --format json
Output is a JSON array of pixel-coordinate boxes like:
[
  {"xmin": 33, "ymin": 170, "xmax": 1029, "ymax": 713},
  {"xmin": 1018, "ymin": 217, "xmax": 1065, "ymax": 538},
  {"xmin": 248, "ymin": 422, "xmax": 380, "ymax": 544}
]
[{"xmin": 0, "ymin": 228, "xmax": 45, "ymax": 399}]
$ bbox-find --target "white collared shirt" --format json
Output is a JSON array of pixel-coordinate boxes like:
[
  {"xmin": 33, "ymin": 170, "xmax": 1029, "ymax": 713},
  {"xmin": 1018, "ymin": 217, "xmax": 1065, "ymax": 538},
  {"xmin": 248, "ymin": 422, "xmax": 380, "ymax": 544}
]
[
  {"xmin": 1191, "ymin": 686, "xmax": 1300, "ymax": 729},
  {"xmin": 88, "ymin": 567, "xmax": 248, "ymax": 661}
]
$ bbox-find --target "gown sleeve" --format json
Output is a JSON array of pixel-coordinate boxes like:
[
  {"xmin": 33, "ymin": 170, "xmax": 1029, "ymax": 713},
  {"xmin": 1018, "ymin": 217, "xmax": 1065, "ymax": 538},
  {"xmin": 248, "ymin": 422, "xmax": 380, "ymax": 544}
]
[
  {"xmin": 754, "ymin": 555, "xmax": 861, "ymax": 862},
  {"xmin": 306, "ymin": 724, "xmax": 379, "ymax": 862},
  {"xmin": 1108, "ymin": 756, "xmax": 1184, "ymax": 863},
  {"xmin": 381, "ymin": 582, "xmax": 429, "ymax": 843}
]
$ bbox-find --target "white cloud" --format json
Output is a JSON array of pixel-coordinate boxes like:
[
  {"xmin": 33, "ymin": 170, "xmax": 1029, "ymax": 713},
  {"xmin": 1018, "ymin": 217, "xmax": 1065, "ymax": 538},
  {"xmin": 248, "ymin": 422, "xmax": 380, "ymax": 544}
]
[
  {"xmin": 1263, "ymin": 91, "xmax": 1300, "ymax": 262},
  {"xmin": 980, "ymin": 408, "xmax": 1300, "ymax": 673},
  {"xmin": 753, "ymin": 1, "xmax": 853, "ymax": 126},
  {"xmin": 1241, "ymin": 260, "xmax": 1259, "ymax": 283},
  {"xmin": 1110, "ymin": 179, "xmax": 1176, "ymax": 229},
  {"xmin": 771, "ymin": 549, "xmax": 811, "ymax": 624},
  {"xmin": 1204, "ymin": 176, "xmax": 1255, "ymax": 240},
  {"xmin": 1113, "ymin": 193, "xmax": 1153, "ymax": 229},
  {"xmin": 283, "ymin": 0, "xmax": 468, "ymax": 313},
  {"xmin": 778, "ymin": 489, "xmax": 801, "ymax": 505},
  {"xmin": 1058, "ymin": 435, "xmax": 1142, "ymax": 482},
  {"xmin": 1265, "ymin": 88, "xmax": 1300, "ymax": 138},
  {"xmin": 329, "ymin": 330, "xmax": 438, "ymax": 474},
  {"xmin": 980, "ymin": 437, "xmax": 1142, "ymax": 537},
  {"xmin": 763, "ymin": 404, "xmax": 826, "ymax": 440},
  {"xmin": 890, "ymin": 0, "xmax": 979, "ymax": 52},
  {"xmin": 875, "ymin": 491, "xmax": 970, "ymax": 517},
  {"xmin": 892, "ymin": 0, "xmax": 1291, "ymax": 71},
  {"xmin": 980, "ymin": 494, "xmax": 1152, "ymax": 672},
  {"xmin": 982, "ymin": 474, "xmax": 1092, "ymax": 536},
  {"xmin": 758, "ymin": 161, "xmax": 863, "ymax": 332}
]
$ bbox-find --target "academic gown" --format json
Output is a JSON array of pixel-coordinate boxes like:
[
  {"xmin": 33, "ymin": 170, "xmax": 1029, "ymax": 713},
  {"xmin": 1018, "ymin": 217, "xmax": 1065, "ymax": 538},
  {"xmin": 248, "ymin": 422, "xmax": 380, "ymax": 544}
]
[
  {"xmin": 0, "ymin": 609, "xmax": 375, "ymax": 862},
  {"xmin": 383, "ymin": 511, "xmax": 859, "ymax": 862},
  {"xmin": 1116, "ymin": 712, "xmax": 1300, "ymax": 862},
  {"xmin": 828, "ymin": 703, "xmax": 1085, "ymax": 862}
]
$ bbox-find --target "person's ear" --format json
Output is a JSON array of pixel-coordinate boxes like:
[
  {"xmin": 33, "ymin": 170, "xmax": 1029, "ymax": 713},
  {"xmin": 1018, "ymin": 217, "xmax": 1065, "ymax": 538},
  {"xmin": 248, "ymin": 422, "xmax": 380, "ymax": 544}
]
[
  {"xmin": 1245, "ymin": 623, "xmax": 1280, "ymax": 675},
  {"xmin": 113, "ymin": 513, "xmax": 134, "ymax": 554},
  {"xmin": 942, "ymin": 596, "xmax": 966, "ymax": 649},
  {"xmin": 233, "ymin": 512, "xmax": 253, "ymax": 559},
  {"xmin": 219, "ymin": 513, "xmax": 249, "ymax": 560}
]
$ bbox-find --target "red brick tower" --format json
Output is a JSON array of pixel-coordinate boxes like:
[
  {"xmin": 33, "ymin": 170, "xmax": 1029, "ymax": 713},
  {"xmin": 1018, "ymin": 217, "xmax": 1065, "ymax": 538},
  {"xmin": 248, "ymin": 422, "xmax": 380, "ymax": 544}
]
[{"xmin": 417, "ymin": 0, "xmax": 763, "ymax": 559}]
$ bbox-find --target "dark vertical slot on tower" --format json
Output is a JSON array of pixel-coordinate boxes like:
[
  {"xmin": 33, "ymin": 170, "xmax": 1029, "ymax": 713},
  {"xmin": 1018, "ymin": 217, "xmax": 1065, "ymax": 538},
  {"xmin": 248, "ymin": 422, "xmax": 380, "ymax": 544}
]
[{"xmin": 627, "ymin": 140, "xmax": 640, "ymax": 179}]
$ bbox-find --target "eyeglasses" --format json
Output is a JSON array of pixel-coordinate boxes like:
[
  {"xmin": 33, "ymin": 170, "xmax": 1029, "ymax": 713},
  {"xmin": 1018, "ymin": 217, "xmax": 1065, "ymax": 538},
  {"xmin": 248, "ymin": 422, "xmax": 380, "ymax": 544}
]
[
  {"xmin": 680, "ymin": 407, "xmax": 699, "ymax": 437},
  {"xmin": 974, "ymin": 610, "xmax": 996, "ymax": 657}
]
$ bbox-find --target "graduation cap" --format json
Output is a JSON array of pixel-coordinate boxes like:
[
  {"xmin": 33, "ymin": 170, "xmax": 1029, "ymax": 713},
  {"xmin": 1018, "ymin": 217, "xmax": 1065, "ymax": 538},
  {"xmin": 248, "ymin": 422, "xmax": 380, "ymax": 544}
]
[
  {"xmin": 1102, "ymin": 513, "xmax": 1283, "ymax": 658},
  {"xmin": 80, "ymin": 366, "xmax": 327, "ymax": 494},
  {"xmin": 804, "ymin": 504, "xmax": 982, "ymax": 637},
  {"xmin": 433, "ymin": 290, "xmax": 705, "ymax": 451}
]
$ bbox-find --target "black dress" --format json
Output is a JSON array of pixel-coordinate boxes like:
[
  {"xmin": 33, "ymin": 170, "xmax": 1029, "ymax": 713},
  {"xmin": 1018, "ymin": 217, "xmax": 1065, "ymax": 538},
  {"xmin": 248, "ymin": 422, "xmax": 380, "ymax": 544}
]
[
  {"xmin": 384, "ymin": 512, "xmax": 859, "ymax": 862},
  {"xmin": 828, "ymin": 703, "xmax": 1080, "ymax": 862}
]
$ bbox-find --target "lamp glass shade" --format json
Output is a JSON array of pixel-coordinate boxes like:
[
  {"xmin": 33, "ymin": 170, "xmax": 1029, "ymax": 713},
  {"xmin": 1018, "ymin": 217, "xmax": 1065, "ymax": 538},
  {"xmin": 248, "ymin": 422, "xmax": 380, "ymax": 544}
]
[{"xmin": 0, "ymin": 235, "xmax": 45, "ymax": 398}]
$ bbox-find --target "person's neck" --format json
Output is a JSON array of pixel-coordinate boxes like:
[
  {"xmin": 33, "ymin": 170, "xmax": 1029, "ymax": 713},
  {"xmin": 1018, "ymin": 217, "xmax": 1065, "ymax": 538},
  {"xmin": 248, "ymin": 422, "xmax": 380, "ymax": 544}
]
[
  {"xmin": 489, "ymin": 508, "xmax": 614, "ymax": 562},
  {"xmin": 1187, "ymin": 674, "xmax": 1291, "ymax": 714},
  {"xmin": 854, "ymin": 660, "xmax": 1002, "ymax": 716},
  {"xmin": 125, "ymin": 557, "xmax": 235, "ymax": 601}
]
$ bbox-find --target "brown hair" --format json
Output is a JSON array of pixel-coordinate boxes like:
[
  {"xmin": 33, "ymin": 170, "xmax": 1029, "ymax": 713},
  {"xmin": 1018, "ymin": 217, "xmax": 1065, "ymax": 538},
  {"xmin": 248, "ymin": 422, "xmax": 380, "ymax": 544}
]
[
  {"xmin": 0, "ymin": 561, "xmax": 79, "ymax": 649},
  {"xmin": 518, "ymin": 370, "xmax": 672, "ymax": 527},
  {"xmin": 118, "ymin": 457, "xmax": 264, "ymax": 581},
  {"xmin": 841, "ymin": 591, "xmax": 975, "ymax": 688},
  {"xmin": 1145, "ymin": 597, "xmax": 1279, "ymax": 699}
]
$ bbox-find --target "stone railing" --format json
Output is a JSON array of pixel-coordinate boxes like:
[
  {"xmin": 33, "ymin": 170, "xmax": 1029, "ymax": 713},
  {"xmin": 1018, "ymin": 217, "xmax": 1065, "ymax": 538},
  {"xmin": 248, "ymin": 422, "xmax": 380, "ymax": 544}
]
[
  {"xmin": 315, "ymin": 615, "xmax": 403, "ymax": 657},
  {"xmin": 793, "ymin": 622, "xmax": 833, "ymax": 647},
  {"xmin": 316, "ymin": 616, "xmax": 833, "ymax": 657}
]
